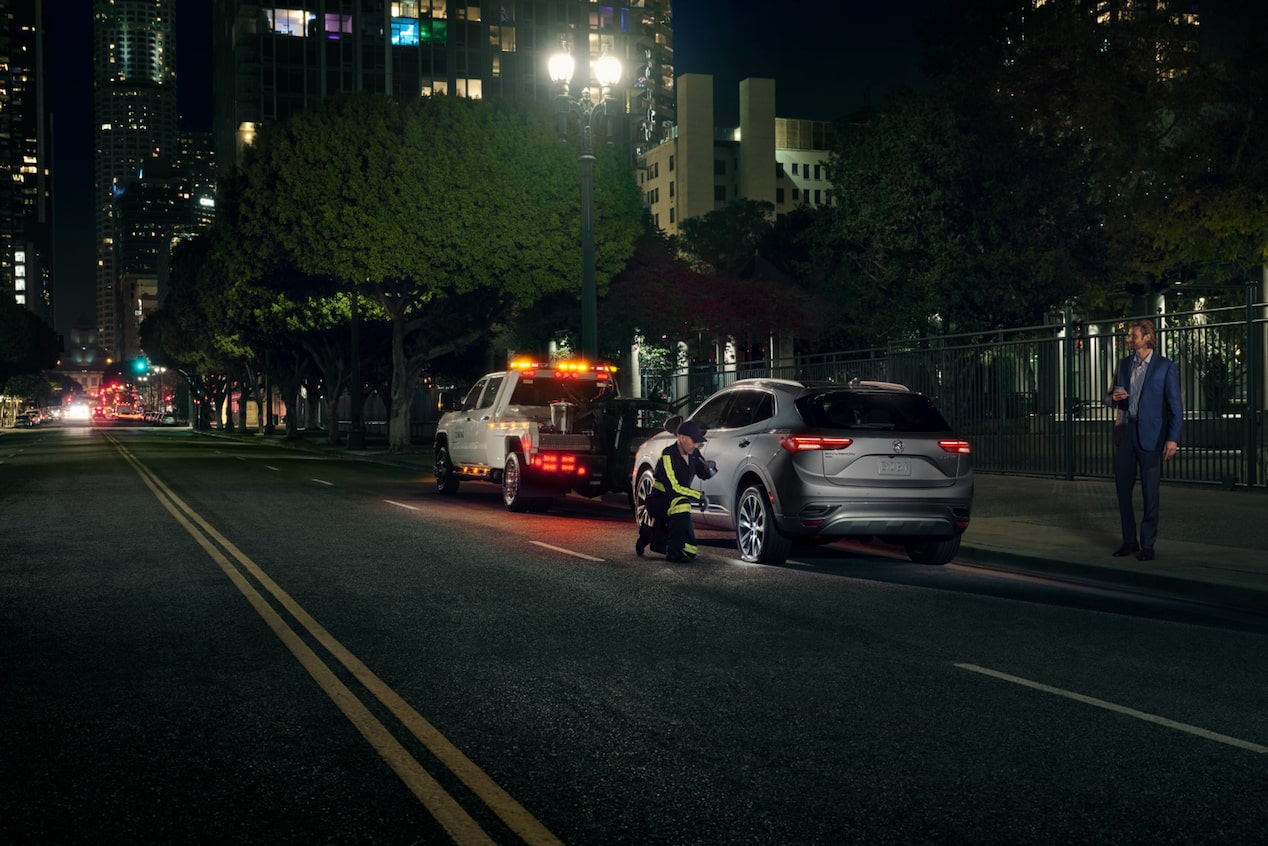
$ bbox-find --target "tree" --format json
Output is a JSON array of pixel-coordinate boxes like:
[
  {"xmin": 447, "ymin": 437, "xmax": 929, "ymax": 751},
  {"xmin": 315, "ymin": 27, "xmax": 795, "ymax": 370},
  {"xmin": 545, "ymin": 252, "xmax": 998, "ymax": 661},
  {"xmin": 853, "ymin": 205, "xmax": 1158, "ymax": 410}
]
[
  {"xmin": 233, "ymin": 93, "xmax": 643, "ymax": 451},
  {"xmin": 817, "ymin": 84, "xmax": 1103, "ymax": 347},
  {"xmin": 602, "ymin": 231, "xmax": 822, "ymax": 359},
  {"xmin": 676, "ymin": 198, "xmax": 774, "ymax": 276},
  {"xmin": 142, "ymin": 236, "xmax": 245, "ymax": 430},
  {"xmin": 1141, "ymin": 15, "xmax": 1268, "ymax": 296},
  {"xmin": 920, "ymin": 0, "xmax": 1262, "ymax": 309}
]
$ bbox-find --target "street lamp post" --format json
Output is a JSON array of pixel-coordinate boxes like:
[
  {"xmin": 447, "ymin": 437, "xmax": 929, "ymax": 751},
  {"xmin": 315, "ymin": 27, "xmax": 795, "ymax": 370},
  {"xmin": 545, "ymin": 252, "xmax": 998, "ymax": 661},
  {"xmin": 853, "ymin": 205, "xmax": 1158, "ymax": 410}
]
[{"xmin": 549, "ymin": 48, "xmax": 622, "ymax": 362}]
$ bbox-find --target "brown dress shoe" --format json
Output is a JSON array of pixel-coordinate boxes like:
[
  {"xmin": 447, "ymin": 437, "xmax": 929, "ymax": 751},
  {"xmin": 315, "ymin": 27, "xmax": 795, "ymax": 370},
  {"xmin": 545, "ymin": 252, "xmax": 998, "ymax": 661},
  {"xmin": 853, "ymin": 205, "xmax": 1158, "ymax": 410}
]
[{"xmin": 1112, "ymin": 542, "xmax": 1140, "ymax": 557}]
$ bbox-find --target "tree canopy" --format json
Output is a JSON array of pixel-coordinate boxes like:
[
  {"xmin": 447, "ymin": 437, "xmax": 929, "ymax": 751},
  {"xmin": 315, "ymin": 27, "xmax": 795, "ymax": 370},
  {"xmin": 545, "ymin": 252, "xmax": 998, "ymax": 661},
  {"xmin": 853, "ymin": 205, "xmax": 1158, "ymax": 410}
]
[{"xmin": 162, "ymin": 92, "xmax": 644, "ymax": 449}]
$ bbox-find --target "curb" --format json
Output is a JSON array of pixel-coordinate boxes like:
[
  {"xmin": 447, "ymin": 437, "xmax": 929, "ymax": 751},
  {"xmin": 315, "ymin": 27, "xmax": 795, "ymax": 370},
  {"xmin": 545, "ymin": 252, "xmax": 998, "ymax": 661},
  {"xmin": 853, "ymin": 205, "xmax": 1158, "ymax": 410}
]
[{"xmin": 959, "ymin": 544, "xmax": 1268, "ymax": 618}]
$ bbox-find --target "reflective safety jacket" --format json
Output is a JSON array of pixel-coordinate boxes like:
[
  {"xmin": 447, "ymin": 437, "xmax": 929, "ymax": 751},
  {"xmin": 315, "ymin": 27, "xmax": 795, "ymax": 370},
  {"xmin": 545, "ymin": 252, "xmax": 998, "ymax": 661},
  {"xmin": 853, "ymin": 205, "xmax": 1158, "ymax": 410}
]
[{"xmin": 648, "ymin": 444, "xmax": 715, "ymax": 518}]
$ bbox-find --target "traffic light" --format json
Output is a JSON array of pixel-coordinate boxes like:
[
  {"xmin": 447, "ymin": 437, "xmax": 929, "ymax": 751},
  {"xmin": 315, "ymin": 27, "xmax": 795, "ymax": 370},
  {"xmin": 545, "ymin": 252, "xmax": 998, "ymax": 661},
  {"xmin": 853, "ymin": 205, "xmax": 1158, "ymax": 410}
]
[{"xmin": 133, "ymin": 358, "xmax": 148, "ymax": 374}]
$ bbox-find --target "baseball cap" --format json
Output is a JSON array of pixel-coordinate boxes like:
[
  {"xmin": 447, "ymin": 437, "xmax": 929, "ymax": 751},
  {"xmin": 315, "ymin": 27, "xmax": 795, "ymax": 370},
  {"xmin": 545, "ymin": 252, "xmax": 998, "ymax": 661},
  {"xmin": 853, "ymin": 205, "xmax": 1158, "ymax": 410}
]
[{"xmin": 677, "ymin": 420, "xmax": 707, "ymax": 444}]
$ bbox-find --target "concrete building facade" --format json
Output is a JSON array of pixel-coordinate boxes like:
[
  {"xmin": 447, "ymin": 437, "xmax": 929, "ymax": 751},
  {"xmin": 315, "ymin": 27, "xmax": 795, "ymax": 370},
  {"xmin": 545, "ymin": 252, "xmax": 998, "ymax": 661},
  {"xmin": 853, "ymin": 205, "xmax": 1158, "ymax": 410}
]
[{"xmin": 638, "ymin": 74, "xmax": 835, "ymax": 237}]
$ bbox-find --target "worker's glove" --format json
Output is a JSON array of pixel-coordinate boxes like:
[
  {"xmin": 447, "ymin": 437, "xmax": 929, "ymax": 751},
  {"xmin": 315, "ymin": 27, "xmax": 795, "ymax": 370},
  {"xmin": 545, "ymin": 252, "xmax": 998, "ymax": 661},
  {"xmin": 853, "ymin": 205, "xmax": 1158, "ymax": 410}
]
[
  {"xmin": 696, "ymin": 494, "xmax": 710, "ymax": 511},
  {"xmin": 706, "ymin": 459, "xmax": 718, "ymax": 474}
]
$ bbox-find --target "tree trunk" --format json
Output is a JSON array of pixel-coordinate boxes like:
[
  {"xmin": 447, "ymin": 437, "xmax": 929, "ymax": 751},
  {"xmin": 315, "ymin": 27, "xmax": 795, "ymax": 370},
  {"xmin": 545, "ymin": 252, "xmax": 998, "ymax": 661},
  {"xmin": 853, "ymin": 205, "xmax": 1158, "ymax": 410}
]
[
  {"xmin": 388, "ymin": 315, "xmax": 413, "ymax": 453},
  {"xmin": 324, "ymin": 392, "xmax": 341, "ymax": 445}
]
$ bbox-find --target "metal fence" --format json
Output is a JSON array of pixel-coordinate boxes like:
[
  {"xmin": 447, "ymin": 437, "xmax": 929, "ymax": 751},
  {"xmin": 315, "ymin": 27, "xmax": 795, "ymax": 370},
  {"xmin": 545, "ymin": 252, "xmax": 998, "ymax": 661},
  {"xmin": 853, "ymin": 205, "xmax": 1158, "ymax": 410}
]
[{"xmin": 641, "ymin": 302, "xmax": 1268, "ymax": 490}]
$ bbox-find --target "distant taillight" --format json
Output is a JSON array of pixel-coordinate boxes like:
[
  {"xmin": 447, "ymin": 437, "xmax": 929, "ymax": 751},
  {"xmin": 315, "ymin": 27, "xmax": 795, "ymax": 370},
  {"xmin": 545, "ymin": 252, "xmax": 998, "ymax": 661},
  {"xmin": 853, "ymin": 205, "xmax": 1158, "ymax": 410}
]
[
  {"xmin": 780, "ymin": 435, "xmax": 853, "ymax": 453},
  {"xmin": 939, "ymin": 440, "xmax": 971, "ymax": 454}
]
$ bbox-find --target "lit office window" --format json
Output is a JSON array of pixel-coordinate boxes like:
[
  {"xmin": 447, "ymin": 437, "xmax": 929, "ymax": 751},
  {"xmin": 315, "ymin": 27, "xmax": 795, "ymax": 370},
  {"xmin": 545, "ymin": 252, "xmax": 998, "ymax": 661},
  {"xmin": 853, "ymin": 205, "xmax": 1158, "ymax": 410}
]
[
  {"xmin": 266, "ymin": 9, "xmax": 315, "ymax": 36},
  {"xmin": 392, "ymin": 17, "xmax": 420, "ymax": 46}
]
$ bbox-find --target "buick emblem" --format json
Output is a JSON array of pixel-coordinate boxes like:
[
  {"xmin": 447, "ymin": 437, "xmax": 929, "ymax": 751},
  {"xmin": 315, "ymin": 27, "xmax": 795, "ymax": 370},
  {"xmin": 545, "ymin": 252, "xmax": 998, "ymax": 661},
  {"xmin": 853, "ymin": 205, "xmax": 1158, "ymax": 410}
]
[{"xmin": 892, "ymin": 439, "xmax": 905, "ymax": 454}]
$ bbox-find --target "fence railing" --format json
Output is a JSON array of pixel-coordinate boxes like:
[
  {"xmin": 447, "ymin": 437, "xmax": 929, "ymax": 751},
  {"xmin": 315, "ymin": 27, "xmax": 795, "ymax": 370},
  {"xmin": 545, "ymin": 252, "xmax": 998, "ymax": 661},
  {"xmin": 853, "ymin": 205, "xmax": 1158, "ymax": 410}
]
[{"xmin": 641, "ymin": 303, "xmax": 1268, "ymax": 490}]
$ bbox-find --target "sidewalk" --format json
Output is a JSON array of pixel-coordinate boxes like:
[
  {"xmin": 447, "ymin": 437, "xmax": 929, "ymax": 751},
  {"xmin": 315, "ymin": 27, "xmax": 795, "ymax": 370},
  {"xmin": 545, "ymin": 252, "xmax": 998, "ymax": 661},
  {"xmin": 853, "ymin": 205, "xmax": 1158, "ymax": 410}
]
[
  {"xmin": 224, "ymin": 430, "xmax": 1268, "ymax": 617},
  {"xmin": 963, "ymin": 474, "xmax": 1268, "ymax": 616}
]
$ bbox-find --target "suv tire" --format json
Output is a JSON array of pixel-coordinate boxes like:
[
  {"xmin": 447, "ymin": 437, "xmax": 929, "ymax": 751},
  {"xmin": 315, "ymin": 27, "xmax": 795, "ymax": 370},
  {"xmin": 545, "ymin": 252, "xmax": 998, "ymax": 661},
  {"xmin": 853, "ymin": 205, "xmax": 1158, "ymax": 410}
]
[
  {"xmin": 905, "ymin": 535, "xmax": 960, "ymax": 565},
  {"xmin": 736, "ymin": 484, "xmax": 792, "ymax": 565}
]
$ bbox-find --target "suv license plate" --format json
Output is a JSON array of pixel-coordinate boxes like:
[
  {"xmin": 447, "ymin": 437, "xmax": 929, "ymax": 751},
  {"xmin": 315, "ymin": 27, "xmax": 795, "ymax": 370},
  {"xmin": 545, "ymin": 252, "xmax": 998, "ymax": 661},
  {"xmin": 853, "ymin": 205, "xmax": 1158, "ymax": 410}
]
[{"xmin": 879, "ymin": 458, "xmax": 911, "ymax": 476}]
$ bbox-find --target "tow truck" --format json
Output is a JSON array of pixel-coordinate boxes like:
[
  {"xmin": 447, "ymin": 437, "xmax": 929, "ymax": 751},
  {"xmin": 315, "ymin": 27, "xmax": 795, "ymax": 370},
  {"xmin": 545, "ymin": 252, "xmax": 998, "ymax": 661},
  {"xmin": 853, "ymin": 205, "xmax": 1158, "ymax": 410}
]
[{"xmin": 433, "ymin": 359, "xmax": 667, "ymax": 512}]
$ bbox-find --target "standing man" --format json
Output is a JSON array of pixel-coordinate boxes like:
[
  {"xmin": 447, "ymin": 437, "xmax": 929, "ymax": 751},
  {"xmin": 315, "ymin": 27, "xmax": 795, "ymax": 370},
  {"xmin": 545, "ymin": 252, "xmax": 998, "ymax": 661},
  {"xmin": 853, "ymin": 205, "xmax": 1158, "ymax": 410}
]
[
  {"xmin": 637, "ymin": 420, "xmax": 716, "ymax": 563},
  {"xmin": 1107, "ymin": 319, "xmax": 1183, "ymax": 561}
]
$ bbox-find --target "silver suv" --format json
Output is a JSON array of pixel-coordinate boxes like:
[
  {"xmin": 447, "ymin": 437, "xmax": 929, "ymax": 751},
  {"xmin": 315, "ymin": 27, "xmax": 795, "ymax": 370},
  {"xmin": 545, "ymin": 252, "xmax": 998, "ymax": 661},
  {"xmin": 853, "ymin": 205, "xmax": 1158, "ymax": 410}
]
[{"xmin": 632, "ymin": 379, "xmax": 973, "ymax": 566}]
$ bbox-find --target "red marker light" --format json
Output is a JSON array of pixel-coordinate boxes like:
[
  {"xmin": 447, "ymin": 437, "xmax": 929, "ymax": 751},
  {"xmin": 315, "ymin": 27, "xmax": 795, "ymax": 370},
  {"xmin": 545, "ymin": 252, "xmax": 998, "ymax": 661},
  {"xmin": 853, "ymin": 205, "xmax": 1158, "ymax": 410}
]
[{"xmin": 780, "ymin": 435, "xmax": 853, "ymax": 453}]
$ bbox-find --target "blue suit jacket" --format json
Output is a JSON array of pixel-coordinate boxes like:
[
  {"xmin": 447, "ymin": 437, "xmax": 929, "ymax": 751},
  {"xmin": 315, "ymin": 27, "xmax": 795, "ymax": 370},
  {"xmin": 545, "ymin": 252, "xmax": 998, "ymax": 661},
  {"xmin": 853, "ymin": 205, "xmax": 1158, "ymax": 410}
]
[{"xmin": 1114, "ymin": 352, "xmax": 1183, "ymax": 450}]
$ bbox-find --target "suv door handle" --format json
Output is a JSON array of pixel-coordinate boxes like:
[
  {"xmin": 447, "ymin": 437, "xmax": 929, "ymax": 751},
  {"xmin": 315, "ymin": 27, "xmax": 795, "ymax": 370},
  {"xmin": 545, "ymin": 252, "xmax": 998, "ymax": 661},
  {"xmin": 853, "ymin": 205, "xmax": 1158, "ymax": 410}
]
[{"xmin": 739, "ymin": 439, "xmax": 750, "ymax": 448}]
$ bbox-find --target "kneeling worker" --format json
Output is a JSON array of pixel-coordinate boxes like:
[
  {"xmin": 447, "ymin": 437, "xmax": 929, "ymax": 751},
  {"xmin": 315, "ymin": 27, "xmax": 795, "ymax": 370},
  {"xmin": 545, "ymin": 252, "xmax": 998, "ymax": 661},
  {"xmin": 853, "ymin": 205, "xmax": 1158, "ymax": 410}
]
[{"xmin": 637, "ymin": 420, "xmax": 716, "ymax": 563}]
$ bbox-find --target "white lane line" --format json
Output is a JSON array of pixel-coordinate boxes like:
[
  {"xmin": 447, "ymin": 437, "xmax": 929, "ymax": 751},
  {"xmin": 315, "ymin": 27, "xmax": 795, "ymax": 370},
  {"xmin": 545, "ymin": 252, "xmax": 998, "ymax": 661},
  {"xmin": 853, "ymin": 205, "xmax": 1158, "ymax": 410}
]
[
  {"xmin": 385, "ymin": 500, "xmax": 418, "ymax": 510},
  {"xmin": 955, "ymin": 663, "xmax": 1268, "ymax": 754},
  {"xmin": 311, "ymin": 478, "xmax": 334, "ymax": 486},
  {"xmin": 530, "ymin": 541, "xmax": 604, "ymax": 562},
  {"xmin": 265, "ymin": 465, "xmax": 280, "ymax": 471}
]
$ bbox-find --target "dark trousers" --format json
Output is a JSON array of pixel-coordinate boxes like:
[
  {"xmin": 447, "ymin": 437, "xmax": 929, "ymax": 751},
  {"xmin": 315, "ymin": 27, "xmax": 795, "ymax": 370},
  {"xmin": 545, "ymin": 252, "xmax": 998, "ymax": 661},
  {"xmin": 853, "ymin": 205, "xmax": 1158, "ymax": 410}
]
[
  {"xmin": 666, "ymin": 511, "xmax": 697, "ymax": 558},
  {"xmin": 640, "ymin": 499, "xmax": 697, "ymax": 558},
  {"xmin": 1114, "ymin": 420, "xmax": 1163, "ymax": 549}
]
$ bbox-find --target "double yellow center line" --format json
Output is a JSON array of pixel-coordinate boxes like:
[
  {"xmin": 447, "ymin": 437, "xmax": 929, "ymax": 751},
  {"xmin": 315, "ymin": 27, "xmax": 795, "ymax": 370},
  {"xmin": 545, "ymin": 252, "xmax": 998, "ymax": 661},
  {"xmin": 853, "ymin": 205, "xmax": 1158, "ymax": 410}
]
[{"xmin": 109, "ymin": 435, "xmax": 562, "ymax": 845}]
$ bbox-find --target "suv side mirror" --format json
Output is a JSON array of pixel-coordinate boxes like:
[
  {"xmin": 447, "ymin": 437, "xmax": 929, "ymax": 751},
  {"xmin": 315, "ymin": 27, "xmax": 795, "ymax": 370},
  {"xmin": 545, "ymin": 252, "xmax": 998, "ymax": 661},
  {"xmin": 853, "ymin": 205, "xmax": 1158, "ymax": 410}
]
[{"xmin": 664, "ymin": 415, "xmax": 682, "ymax": 434}]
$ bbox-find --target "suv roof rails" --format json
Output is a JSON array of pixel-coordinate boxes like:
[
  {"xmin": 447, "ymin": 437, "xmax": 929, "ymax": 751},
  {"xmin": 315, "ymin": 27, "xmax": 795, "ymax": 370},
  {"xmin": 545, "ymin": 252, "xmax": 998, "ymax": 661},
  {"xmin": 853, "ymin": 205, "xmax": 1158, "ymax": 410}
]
[{"xmin": 849, "ymin": 377, "xmax": 910, "ymax": 391}]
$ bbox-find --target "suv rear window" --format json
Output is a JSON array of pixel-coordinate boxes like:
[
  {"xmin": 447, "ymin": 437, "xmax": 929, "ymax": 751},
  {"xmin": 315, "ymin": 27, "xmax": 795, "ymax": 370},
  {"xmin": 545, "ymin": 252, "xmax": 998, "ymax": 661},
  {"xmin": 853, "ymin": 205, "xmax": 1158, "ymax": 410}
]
[{"xmin": 796, "ymin": 390, "xmax": 952, "ymax": 433}]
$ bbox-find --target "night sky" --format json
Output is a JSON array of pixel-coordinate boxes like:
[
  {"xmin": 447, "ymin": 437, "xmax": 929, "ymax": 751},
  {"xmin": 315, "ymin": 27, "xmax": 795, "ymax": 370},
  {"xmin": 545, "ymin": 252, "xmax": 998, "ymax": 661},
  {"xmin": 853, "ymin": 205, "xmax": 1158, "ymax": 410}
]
[
  {"xmin": 673, "ymin": 0, "xmax": 944, "ymax": 126},
  {"xmin": 46, "ymin": 0, "xmax": 938, "ymax": 339}
]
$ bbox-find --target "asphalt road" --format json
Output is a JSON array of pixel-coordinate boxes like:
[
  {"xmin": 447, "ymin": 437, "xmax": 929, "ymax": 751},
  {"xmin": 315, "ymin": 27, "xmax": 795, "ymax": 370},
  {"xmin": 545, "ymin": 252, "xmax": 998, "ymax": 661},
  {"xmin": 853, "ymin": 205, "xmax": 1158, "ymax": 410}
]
[{"xmin": 3, "ymin": 425, "xmax": 1267, "ymax": 844}]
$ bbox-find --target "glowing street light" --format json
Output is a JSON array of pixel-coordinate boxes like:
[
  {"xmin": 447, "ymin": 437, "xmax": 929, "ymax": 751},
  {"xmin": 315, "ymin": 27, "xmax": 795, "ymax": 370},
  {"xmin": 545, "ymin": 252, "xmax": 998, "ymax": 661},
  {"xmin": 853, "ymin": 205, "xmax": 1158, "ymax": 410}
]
[{"xmin": 549, "ymin": 46, "xmax": 622, "ymax": 361}]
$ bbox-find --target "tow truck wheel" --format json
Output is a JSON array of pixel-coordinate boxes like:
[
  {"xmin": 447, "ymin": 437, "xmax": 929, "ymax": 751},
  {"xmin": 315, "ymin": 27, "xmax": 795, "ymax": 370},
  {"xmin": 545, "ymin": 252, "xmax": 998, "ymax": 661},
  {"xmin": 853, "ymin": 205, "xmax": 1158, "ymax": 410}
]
[
  {"xmin": 503, "ymin": 452, "xmax": 533, "ymax": 512},
  {"xmin": 434, "ymin": 445, "xmax": 459, "ymax": 494}
]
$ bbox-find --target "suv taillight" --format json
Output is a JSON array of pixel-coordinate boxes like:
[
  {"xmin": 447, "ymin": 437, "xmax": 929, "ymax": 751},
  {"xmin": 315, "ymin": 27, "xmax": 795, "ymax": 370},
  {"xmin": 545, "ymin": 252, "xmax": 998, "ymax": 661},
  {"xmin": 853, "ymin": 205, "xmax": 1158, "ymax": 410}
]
[
  {"xmin": 939, "ymin": 440, "xmax": 971, "ymax": 454},
  {"xmin": 780, "ymin": 435, "xmax": 854, "ymax": 453}
]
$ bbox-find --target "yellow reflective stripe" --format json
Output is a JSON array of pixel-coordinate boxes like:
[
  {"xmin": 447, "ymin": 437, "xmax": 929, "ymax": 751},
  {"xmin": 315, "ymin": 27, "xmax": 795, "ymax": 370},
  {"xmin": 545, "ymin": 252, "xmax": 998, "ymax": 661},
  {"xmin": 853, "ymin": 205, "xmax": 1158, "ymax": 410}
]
[
  {"xmin": 660, "ymin": 453, "xmax": 700, "ymax": 500},
  {"xmin": 668, "ymin": 501, "xmax": 693, "ymax": 515},
  {"xmin": 683, "ymin": 543, "xmax": 698, "ymax": 555}
]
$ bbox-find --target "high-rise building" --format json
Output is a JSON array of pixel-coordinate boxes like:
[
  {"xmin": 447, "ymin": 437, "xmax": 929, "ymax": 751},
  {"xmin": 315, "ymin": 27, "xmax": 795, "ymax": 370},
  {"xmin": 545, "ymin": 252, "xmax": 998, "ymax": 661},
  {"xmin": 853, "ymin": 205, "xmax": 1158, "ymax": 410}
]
[
  {"xmin": 0, "ymin": 0, "xmax": 53, "ymax": 322},
  {"xmin": 175, "ymin": 130, "xmax": 217, "ymax": 237},
  {"xmin": 93, "ymin": 0, "xmax": 178, "ymax": 362},
  {"xmin": 1005, "ymin": 0, "xmax": 1200, "ymax": 78},
  {"xmin": 211, "ymin": 1, "xmax": 674, "ymax": 172}
]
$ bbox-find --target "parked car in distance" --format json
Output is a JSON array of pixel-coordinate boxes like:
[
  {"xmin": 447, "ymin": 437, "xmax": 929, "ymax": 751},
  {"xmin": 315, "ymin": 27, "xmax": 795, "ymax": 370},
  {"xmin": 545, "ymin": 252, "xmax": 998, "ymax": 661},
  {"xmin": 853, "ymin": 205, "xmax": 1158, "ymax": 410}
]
[
  {"xmin": 13, "ymin": 415, "xmax": 34, "ymax": 428},
  {"xmin": 632, "ymin": 378, "xmax": 974, "ymax": 566}
]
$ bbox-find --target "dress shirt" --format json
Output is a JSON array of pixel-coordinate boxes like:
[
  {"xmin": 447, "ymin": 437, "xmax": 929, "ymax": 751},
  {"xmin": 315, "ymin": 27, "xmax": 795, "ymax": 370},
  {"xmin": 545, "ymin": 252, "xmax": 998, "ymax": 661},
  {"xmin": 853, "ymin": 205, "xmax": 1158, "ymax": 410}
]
[{"xmin": 1128, "ymin": 352, "xmax": 1151, "ymax": 420}]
